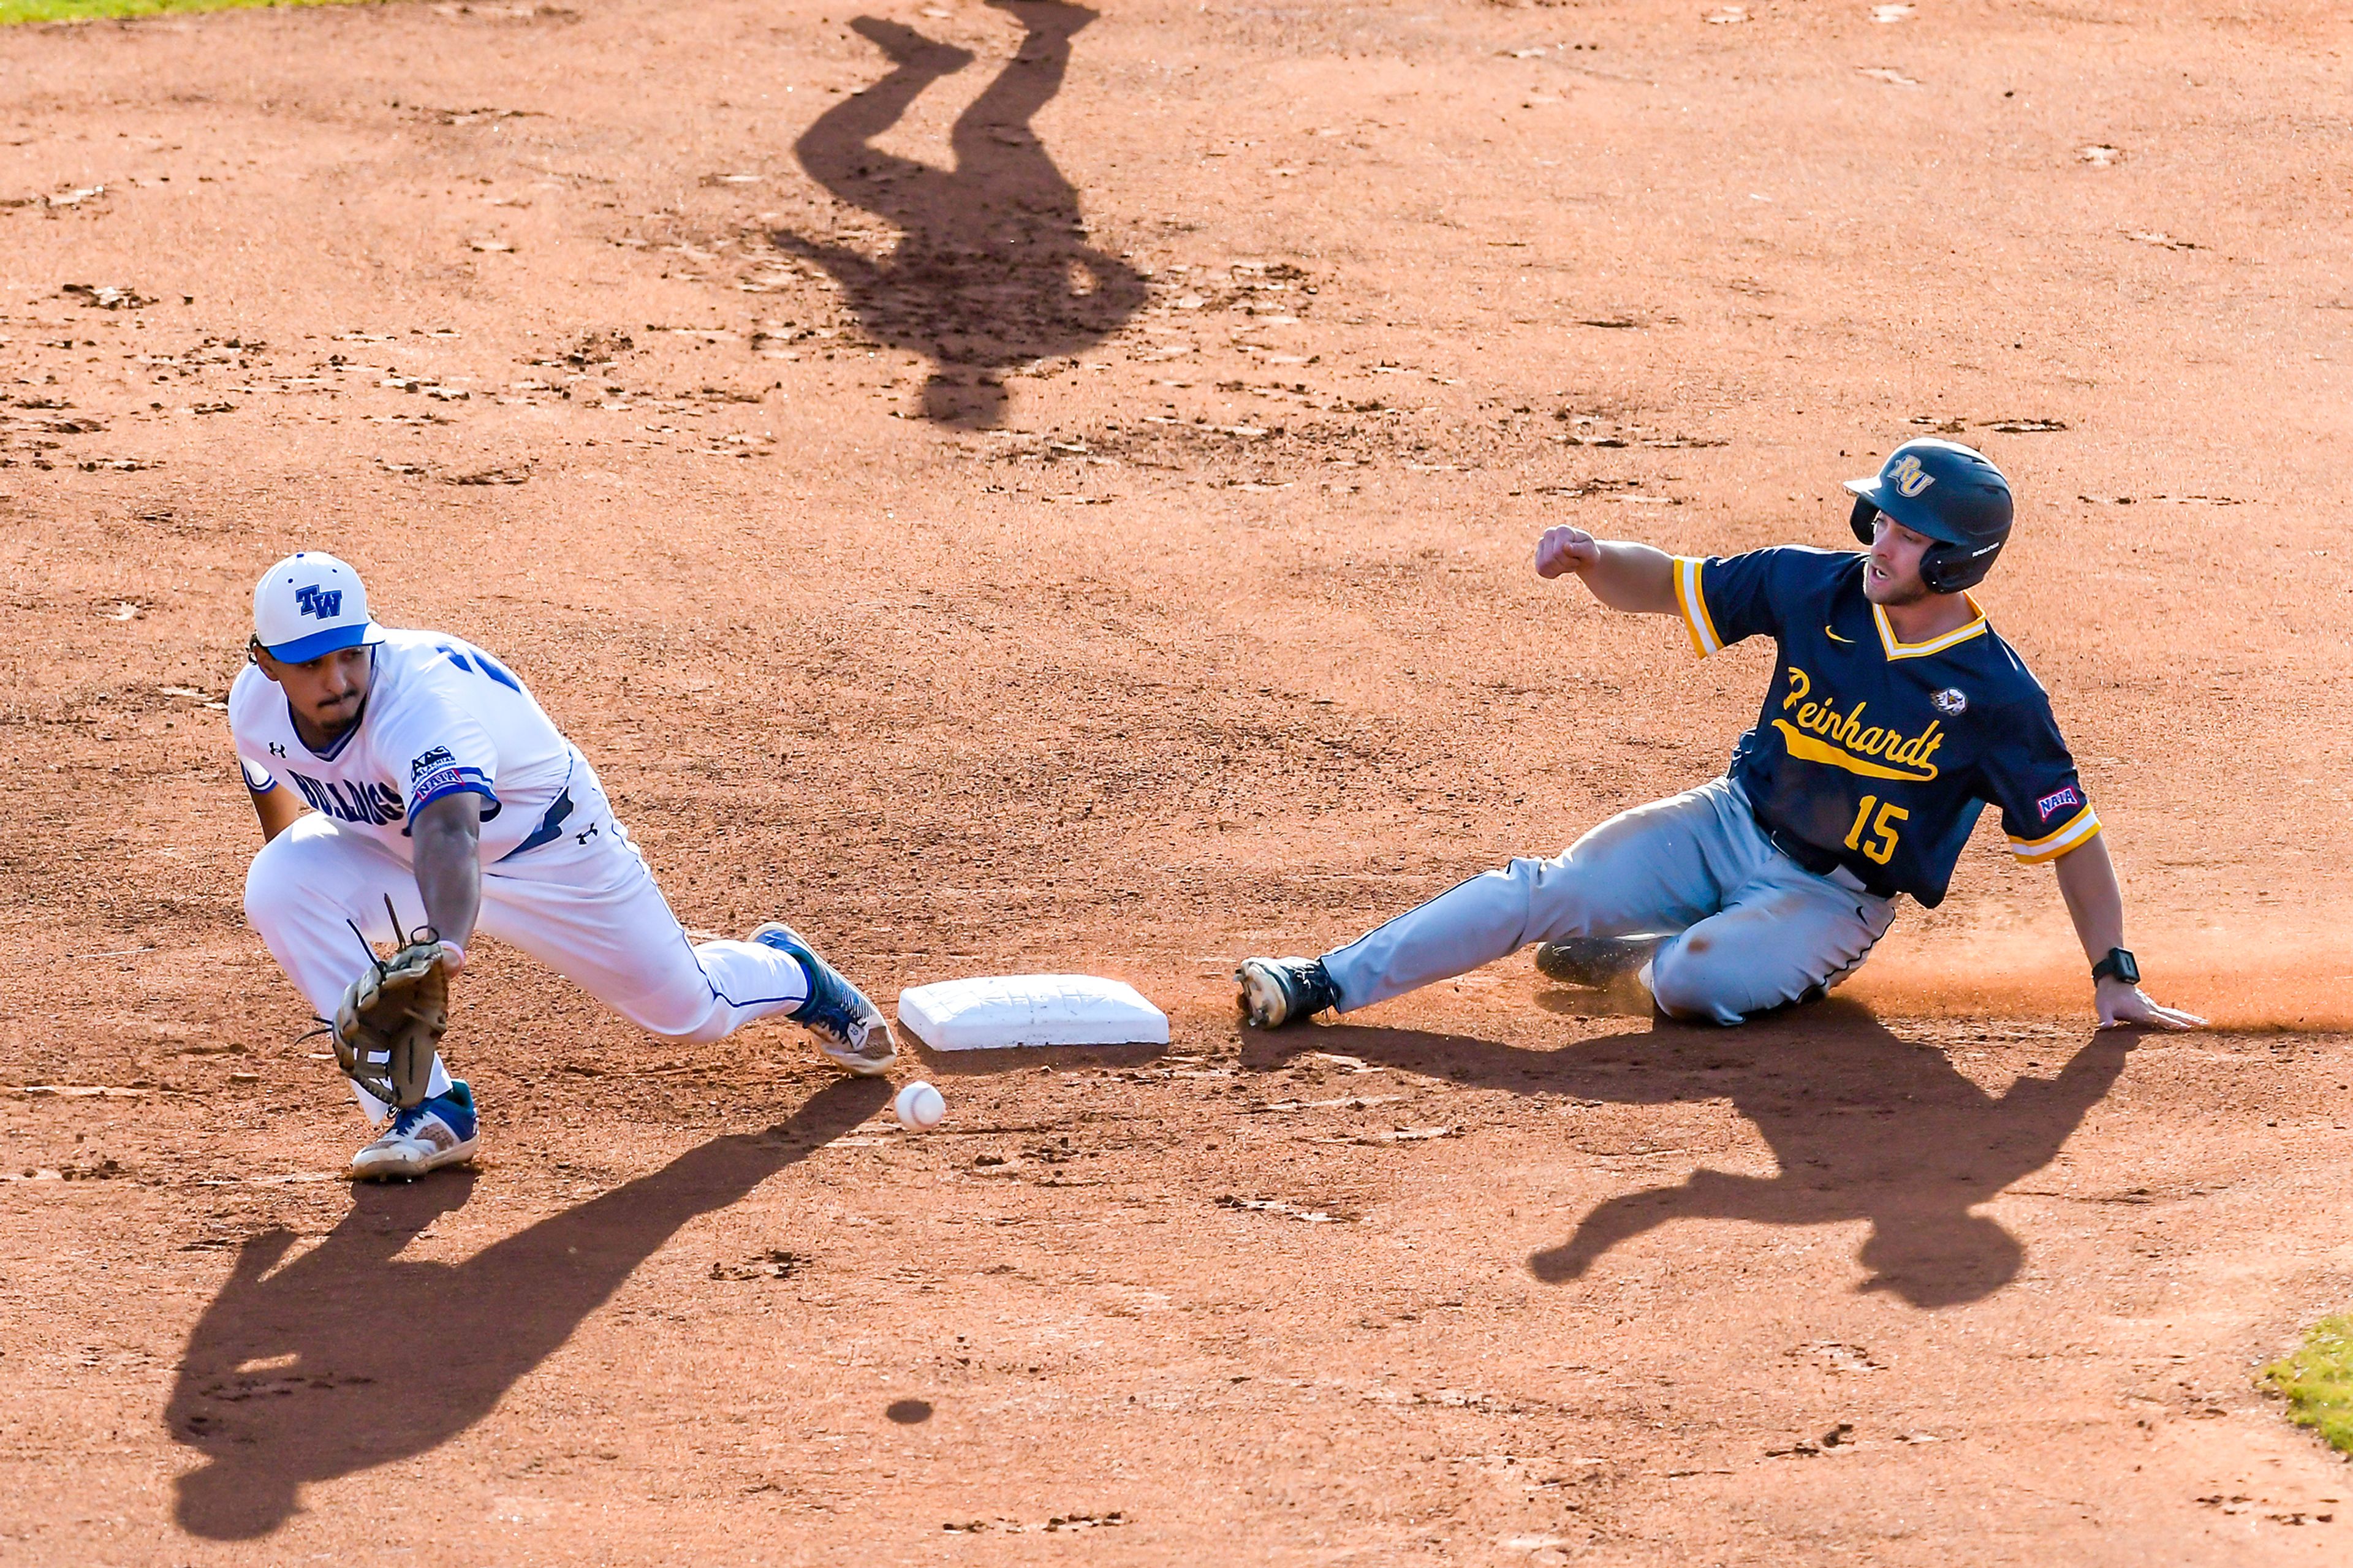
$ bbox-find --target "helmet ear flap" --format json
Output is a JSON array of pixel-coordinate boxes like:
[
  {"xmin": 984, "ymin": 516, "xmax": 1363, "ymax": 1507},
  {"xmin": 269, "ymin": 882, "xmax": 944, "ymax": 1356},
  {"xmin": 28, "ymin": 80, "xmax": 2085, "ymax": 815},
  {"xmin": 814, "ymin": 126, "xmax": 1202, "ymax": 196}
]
[
  {"xmin": 1917, "ymin": 540, "xmax": 2001, "ymax": 596},
  {"xmin": 1917, "ymin": 545, "xmax": 1958, "ymax": 596},
  {"xmin": 1848, "ymin": 494, "xmax": 1878, "ymax": 547}
]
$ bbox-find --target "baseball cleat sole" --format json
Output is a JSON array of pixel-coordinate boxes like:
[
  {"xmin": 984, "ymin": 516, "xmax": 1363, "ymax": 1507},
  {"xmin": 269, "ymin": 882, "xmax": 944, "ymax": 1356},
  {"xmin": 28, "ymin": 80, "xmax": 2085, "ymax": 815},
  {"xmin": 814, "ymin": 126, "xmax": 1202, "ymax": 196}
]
[
  {"xmin": 1235, "ymin": 956, "xmax": 1339, "ymax": 1029},
  {"xmin": 751, "ymin": 920, "xmax": 899, "ymax": 1077},
  {"xmin": 350, "ymin": 1134, "xmax": 480, "ymax": 1181},
  {"xmin": 1534, "ymin": 935, "xmax": 1669, "ymax": 989},
  {"xmin": 349, "ymin": 1084, "xmax": 482, "ymax": 1181},
  {"xmin": 819, "ymin": 1023, "xmax": 898, "ymax": 1078}
]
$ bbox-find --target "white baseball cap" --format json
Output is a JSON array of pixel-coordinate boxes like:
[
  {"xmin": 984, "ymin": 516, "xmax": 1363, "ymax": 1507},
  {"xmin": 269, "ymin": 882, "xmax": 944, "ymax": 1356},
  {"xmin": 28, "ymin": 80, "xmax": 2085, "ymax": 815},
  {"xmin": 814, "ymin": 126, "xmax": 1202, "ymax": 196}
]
[{"xmin": 252, "ymin": 551, "xmax": 384, "ymax": 662}]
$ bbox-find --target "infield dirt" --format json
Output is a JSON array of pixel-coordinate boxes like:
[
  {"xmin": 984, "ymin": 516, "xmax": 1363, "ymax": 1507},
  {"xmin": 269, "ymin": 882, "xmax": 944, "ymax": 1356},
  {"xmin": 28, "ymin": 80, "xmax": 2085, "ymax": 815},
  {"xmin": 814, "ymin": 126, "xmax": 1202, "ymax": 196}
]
[{"xmin": 4, "ymin": 1, "xmax": 2352, "ymax": 1563}]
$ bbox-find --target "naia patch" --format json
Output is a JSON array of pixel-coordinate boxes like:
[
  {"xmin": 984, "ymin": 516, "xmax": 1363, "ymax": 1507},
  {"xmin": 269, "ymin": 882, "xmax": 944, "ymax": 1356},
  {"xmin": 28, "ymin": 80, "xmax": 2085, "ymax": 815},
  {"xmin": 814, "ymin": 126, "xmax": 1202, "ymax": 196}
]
[
  {"xmin": 2036, "ymin": 785, "xmax": 2084, "ymax": 822},
  {"xmin": 412, "ymin": 762, "xmax": 487, "ymax": 806}
]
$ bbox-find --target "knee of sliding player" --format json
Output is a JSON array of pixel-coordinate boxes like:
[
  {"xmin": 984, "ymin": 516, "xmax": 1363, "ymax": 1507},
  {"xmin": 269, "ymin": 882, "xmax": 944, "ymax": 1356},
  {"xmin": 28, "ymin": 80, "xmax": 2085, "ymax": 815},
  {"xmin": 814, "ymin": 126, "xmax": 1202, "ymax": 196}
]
[{"xmin": 1644, "ymin": 943, "xmax": 1749, "ymax": 1028}]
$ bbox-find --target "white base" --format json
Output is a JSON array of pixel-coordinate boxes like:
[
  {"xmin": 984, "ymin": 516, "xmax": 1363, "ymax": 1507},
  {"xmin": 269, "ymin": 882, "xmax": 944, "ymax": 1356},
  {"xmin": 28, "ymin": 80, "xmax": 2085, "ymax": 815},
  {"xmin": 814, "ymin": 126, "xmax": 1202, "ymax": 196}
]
[{"xmin": 896, "ymin": 974, "xmax": 1170, "ymax": 1051}]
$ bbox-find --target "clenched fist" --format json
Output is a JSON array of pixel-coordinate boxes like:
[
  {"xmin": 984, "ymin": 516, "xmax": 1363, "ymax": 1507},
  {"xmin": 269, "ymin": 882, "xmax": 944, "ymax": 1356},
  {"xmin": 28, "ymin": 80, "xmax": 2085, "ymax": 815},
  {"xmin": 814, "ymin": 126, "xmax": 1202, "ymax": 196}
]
[{"xmin": 1535, "ymin": 525, "xmax": 1602, "ymax": 579}]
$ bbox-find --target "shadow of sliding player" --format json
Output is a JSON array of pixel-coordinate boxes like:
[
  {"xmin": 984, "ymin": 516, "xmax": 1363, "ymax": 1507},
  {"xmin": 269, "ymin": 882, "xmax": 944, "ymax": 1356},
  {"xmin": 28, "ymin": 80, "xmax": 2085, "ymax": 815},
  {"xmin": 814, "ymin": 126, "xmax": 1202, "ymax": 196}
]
[
  {"xmin": 1246, "ymin": 999, "xmax": 2131, "ymax": 1309},
  {"xmin": 164, "ymin": 1076, "xmax": 889, "ymax": 1540},
  {"xmin": 778, "ymin": 0, "xmax": 1145, "ymax": 427}
]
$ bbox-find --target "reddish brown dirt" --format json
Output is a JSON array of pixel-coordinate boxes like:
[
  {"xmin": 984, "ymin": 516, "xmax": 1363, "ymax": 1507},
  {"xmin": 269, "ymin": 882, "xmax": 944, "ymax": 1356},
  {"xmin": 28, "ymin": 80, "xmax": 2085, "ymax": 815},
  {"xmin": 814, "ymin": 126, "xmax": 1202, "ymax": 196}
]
[{"xmin": 4, "ymin": 1, "xmax": 2352, "ymax": 1562}]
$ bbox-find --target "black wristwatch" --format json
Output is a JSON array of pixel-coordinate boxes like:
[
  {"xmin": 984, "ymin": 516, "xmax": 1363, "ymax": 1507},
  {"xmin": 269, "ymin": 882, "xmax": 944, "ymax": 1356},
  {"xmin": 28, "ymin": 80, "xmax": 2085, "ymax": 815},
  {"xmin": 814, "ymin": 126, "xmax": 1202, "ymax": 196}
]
[{"xmin": 2091, "ymin": 948, "xmax": 2139, "ymax": 987}]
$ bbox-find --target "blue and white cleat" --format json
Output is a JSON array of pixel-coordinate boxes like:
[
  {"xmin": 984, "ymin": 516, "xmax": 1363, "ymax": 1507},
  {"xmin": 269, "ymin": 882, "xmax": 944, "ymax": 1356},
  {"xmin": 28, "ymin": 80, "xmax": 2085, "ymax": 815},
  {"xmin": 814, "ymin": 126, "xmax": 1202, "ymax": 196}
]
[
  {"xmin": 1235, "ymin": 956, "xmax": 1340, "ymax": 1029},
  {"xmin": 751, "ymin": 922, "xmax": 899, "ymax": 1077},
  {"xmin": 350, "ymin": 1080, "xmax": 481, "ymax": 1181}
]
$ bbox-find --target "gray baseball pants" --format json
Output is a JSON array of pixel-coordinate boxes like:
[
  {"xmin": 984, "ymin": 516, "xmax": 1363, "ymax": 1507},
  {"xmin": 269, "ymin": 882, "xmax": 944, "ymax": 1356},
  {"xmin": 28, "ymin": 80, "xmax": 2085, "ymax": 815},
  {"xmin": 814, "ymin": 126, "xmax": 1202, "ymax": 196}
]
[{"xmin": 1319, "ymin": 776, "xmax": 1898, "ymax": 1026}]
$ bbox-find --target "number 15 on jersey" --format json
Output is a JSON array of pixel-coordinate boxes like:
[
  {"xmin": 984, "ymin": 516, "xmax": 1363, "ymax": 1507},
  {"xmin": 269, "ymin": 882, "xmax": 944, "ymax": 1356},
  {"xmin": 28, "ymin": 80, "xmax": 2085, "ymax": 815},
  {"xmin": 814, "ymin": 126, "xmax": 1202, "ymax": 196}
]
[{"xmin": 1844, "ymin": 795, "xmax": 1910, "ymax": 865}]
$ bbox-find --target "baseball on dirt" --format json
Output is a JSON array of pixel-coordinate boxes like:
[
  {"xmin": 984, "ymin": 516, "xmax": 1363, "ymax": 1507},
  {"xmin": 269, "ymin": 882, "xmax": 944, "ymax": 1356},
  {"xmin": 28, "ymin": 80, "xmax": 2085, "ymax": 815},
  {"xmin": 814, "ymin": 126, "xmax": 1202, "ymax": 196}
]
[{"xmin": 893, "ymin": 1080, "xmax": 947, "ymax": 1131}]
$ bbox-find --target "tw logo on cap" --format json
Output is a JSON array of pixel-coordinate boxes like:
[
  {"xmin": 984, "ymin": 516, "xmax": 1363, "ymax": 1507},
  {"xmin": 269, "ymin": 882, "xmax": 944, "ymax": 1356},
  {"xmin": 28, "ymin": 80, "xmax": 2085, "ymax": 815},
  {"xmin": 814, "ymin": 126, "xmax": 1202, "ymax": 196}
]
[
  {"xmin": 294, "ymin": 584, "xmax": 346, "ymax": 620},
  {"xmin": 253, "ymin": 550, "xmax": 379, "ymax": 662}
]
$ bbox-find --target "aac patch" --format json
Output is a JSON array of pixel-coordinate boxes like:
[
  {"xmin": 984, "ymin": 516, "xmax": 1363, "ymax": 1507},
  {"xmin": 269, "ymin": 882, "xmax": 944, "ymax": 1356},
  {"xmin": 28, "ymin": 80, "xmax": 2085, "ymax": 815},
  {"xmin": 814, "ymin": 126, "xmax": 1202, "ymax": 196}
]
[
  {"xmin": 411, "ymin": 745, "xmax": 458, "ymax": 781},
  {"xmin": 1930, "ymin": 687, "xmax": 1968, "ymax": 717},
  {"xmin": 2036, "ymin": 785, "xmax": 2083, "ymax": 822}
]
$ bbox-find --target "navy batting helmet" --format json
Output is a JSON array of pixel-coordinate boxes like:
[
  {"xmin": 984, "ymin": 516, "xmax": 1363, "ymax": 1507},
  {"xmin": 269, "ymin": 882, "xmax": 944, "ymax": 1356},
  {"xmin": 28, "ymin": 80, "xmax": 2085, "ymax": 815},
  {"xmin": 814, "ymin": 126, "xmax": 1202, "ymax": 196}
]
[{"xmin": 1843, "ymin": 438, "xmax": 2014, "ymax": 594}]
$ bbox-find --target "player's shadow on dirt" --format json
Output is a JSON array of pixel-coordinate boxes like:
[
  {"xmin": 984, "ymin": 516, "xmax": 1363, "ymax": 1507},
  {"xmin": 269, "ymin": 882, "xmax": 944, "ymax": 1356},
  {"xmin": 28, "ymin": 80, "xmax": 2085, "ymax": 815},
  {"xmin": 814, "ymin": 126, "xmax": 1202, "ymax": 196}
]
[
  {"xmin": 776, "ymin": 0, "xmax": 1144, "ymax": 427},
  {"xmin": 1249, "ymin": 998, "xmax": 2132, "ymax": 1309},
  {"xmin": 162, "ymin": 1076, "xmax": 890, "ymax": 1541}
]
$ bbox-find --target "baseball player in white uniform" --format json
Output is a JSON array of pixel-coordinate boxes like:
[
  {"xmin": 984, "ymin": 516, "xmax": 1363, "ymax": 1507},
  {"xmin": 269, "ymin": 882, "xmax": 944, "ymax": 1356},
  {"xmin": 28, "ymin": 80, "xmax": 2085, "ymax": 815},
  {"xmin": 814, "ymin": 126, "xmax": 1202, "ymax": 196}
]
[{"xmin": 233, "ymin": 552, "xmax": 896, "ymax": 1180}]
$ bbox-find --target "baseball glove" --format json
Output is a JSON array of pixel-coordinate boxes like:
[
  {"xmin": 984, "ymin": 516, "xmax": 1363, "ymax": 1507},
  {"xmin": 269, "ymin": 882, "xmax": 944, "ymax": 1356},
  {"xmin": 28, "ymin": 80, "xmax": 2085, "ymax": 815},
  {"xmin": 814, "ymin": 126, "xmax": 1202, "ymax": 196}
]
[{"xmin": 332, "ymin": 921, "xmax": 457, "ymax": 1110}]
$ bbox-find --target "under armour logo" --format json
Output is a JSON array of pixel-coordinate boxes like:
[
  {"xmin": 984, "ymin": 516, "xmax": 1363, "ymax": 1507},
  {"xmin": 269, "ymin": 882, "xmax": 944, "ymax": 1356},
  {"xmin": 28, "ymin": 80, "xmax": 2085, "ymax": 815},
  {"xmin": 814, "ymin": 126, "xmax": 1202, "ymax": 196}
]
[
  {"xmin": 575, "ymin": 823, "xmax": 600, "ymax": 845},
  {"xmin": 1888, "ymin": 455, "xmax": 1936, "ymax": 499},
  {"xmin": 268, "ymin": 741, "xmax": 287, "ymax": 757},
  {"xmin": 293, "ymin": 584, "xmax": 344, "ymax": 619}
]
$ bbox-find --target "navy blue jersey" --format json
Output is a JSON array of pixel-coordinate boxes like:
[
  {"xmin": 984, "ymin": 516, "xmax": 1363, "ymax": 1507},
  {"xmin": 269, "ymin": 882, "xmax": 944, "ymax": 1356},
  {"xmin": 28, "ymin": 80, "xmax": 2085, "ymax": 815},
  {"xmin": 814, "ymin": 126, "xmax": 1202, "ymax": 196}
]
[{"xmin": 1672, "ymin": 547, "xmax": 2099, "ymax": 906}]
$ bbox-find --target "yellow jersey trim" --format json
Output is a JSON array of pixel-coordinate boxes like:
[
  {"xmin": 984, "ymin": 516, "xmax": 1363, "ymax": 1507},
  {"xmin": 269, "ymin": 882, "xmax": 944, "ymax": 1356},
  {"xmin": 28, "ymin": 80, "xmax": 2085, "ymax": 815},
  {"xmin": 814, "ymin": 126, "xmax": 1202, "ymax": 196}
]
[
  {"xmin": 2008, "ymin": 805, "xmax": 2102, "ymax": 863},
  {"xmin": 1672, "ymin": 556, "xmax": 1723, "ymax": 659},
  {"xmin": 1873, "ymin": 595, "xmax": 1990, "ymax": 661}
]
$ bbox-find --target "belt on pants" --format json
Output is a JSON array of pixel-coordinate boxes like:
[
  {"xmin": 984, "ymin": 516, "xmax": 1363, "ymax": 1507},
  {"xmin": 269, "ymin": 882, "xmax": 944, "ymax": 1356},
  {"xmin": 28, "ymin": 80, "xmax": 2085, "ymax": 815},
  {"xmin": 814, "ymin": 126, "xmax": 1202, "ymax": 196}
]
[{"xmin": 1756, "ymin": 812, "xmax": 1899, "ymax": 902}]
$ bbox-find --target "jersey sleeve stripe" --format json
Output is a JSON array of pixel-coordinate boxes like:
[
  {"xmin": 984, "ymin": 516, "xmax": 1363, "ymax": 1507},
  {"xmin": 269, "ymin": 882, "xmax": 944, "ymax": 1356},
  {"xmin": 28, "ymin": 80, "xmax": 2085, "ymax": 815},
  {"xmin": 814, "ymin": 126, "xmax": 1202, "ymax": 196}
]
[
  {"xmin": 2008, "ymin": 805, "xmax": 2101, "ymax": 863},
  {"xmin": 1672, "ymin": 556, "xmax": 1723, "ymax": 659},
  {"xmin": 411, "ymin": 779, "xmax": 500, "ymax": 816}
]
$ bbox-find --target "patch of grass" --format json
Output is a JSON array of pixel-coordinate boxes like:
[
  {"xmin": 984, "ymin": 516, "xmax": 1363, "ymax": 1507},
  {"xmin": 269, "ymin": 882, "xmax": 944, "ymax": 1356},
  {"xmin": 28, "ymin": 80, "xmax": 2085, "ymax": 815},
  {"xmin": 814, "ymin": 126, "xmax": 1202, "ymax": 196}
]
[
  {"xmin": 2261, "ymin": 1316, "xmax": 2353, "ymax": 1455},
  {"xmin": 0, "ymin": 0, "xmax": 373, "ymax": 26}
]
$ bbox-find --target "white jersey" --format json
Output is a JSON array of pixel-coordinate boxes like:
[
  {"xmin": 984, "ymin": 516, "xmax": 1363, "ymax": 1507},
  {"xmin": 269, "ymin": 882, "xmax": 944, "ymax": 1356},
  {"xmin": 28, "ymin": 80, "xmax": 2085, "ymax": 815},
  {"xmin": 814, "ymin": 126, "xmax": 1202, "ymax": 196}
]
[{"xmin": 230, "ymin": 628, "xmax": 583, "ymax": 865}]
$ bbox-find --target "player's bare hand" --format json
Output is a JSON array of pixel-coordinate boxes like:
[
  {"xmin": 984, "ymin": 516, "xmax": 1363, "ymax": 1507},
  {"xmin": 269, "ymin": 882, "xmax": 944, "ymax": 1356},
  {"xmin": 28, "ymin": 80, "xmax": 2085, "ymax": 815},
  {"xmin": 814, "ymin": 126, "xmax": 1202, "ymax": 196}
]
[
  {"xmin": 1535, "ymin": 525, "xmax": 1601, "ymax": 579},
  {"xmin": 2095, "ymin": 977, "xmax": 2205, "ymax": 1031}
]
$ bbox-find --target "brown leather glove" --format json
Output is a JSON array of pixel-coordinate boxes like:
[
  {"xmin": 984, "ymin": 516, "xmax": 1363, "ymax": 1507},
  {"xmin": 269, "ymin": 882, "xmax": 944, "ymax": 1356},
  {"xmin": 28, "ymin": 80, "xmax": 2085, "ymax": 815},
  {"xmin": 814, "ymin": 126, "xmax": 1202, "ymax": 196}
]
[{"xmin": 332, "ymin": 939, "xmax": 456, "ymax": 1108}]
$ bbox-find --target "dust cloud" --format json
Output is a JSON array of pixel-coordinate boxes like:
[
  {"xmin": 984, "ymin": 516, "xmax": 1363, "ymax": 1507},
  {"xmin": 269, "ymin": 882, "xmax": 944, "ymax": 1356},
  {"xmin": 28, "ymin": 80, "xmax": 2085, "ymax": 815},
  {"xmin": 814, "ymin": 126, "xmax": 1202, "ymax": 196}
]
[{"xmin": 1850, "ymin": 909, "xmax": 2353, "ymax": 1032}]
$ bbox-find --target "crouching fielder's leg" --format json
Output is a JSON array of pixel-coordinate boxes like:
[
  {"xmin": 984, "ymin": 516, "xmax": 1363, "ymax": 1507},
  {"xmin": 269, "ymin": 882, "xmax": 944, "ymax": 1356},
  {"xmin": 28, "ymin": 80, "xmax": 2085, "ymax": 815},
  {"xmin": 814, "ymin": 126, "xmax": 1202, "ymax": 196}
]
[
  {"xmin": 461, "ymin": 805, "xmax": 896, "ymax": 1075},
  {"xmin": 244, "ymin": 814, "xmax": 467, "ymax": 1119},
  {"xmin": 244, "ymin": 805, "xmax": 893, "ymax": 1135}
]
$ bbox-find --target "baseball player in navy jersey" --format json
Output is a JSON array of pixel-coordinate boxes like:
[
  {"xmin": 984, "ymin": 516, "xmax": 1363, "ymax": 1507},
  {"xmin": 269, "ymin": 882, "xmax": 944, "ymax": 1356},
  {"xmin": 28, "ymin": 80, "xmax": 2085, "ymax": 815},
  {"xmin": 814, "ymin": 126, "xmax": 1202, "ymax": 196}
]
[
  {"xmin": 1238, "ymin": 439, "xmax": 2204, "ymax": 1034},
  {"xmin": 233, "ymin": 552, "xmax": 898, "ymax": 1180}
]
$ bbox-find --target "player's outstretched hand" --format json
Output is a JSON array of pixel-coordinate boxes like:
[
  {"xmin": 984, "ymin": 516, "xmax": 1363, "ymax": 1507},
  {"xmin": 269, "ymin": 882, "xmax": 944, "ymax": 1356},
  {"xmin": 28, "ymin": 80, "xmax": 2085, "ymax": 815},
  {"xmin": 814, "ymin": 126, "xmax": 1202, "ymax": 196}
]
[
  {"xmin": 2095, "ymin": 977, "xmax": 2206, "ymax": 1031},
  {"xmin": 1535, "ymin": 525, "xmax": 1601, "ymax": 579}
]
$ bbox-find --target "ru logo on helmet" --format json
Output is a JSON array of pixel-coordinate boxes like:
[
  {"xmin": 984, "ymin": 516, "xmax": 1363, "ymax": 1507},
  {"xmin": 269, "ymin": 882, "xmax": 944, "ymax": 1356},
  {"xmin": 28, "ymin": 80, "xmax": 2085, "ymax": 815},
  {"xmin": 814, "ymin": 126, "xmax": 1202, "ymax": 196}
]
[
  {"xmin": 1888, "ymin": 455, "xmax": 1936, "ymax": 498},
  {"xmin": 294, "ymin": 584, "xmax": 345, "ymax": 619}
]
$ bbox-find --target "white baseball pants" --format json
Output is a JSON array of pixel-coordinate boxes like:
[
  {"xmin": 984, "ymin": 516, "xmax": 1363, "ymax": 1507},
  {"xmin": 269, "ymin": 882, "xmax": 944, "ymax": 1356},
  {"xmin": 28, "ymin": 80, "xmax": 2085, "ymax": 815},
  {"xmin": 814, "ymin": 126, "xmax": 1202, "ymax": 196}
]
[
  {"xmin": 243, "ymin": 771, "xmax": 810, "ymax": 1119},
  {"xmin": 1320, "ymin": 776, "xmax": 1897, "ymax": 1026}
]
